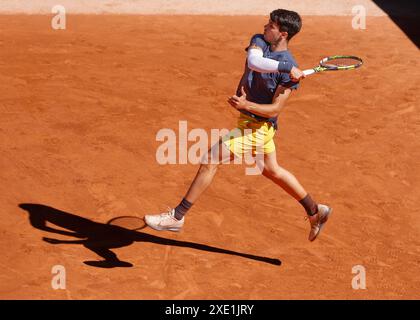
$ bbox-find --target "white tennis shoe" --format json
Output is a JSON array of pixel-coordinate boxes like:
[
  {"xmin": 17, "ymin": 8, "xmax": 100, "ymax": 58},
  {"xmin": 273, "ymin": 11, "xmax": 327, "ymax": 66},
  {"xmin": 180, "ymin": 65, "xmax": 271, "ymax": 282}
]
[
  {"xmin": 307, "ymin": 204, "xmax": 332, "ymax": 241},
  {"xmin": 144, "ymin": 208, "xmax": 184, "ymax": 232}
]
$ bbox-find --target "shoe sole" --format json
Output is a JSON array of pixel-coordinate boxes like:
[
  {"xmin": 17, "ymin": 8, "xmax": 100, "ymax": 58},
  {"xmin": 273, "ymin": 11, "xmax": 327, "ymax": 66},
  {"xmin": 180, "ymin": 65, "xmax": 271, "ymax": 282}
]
[
  {"xmin": 150, "ymin": 225, "xmax": 182, "ymax": 232},
  {"xmin": 310, "ymin": 207, "xmax": 332, "ymax": 242}
]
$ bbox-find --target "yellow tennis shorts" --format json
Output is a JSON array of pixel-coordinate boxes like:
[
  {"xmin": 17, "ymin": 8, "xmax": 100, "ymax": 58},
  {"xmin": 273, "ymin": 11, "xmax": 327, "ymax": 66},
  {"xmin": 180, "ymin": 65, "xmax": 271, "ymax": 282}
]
[{"xmin": 222, "ymin": 113, "xmax": 276, "ymax": 157}]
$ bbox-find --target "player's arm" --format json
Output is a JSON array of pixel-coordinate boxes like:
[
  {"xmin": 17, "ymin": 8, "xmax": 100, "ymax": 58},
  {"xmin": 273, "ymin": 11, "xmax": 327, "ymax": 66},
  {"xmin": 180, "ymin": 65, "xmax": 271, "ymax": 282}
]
[
  {"xmin": 247, "ymin": 45, "xmax": 304, "ymax": 81},
  {"xmin": 228, "ymin": 85, "xmax": 291, "ymax": 118}
]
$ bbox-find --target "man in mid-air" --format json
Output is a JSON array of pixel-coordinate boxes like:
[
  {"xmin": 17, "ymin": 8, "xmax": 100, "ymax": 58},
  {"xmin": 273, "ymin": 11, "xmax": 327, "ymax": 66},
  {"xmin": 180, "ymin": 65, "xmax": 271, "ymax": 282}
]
[{"xmin": 145, "ymin": 9, "xmax": 332, "ymax": 241}]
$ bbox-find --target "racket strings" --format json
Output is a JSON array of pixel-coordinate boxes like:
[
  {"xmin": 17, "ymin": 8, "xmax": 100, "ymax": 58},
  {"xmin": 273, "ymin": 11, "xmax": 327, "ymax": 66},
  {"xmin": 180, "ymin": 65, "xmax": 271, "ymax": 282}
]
[{"xmin": 322, "ymin": 58, "xmax": 362, "ymax": 68}]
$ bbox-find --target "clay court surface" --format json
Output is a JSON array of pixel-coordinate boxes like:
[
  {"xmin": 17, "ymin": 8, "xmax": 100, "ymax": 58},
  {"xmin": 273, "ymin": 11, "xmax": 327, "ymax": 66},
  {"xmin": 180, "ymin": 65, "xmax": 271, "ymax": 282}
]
[{"xmin": 0, "ymin": 14, "xmax": 419, "ymax": 299}]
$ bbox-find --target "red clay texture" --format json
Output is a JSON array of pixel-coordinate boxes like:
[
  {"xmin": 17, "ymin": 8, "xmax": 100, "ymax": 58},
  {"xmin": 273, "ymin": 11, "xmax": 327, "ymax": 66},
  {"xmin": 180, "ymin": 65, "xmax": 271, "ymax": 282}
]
[{"xmin": 0, "ymin": 15, "xmax": 419, "ymax": 299}]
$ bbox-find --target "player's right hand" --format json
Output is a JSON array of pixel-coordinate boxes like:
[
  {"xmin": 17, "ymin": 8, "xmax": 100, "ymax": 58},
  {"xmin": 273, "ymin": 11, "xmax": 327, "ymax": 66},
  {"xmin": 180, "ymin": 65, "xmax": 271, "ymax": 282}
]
[{"xmin": 290, "ymin": 66, "xmax": 305, "ymax": 82}]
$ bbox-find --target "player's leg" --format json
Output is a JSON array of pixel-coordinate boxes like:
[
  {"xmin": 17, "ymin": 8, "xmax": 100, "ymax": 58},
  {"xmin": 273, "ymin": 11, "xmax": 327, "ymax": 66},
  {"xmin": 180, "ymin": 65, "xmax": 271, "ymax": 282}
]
[
  {"xmin": 183, "ymin": 139, "xmax": 235, "ymax": 204},
  {"xmin": 262, "ymin": 151, "xmax": 307, "ymax": 201},
  {"xmin": 144, "ymin": 139, "xmax": 235, "ymax": 232},
  {"xmin": 262, "ymin": 151, "xmax": 332, "ymax": 241}
]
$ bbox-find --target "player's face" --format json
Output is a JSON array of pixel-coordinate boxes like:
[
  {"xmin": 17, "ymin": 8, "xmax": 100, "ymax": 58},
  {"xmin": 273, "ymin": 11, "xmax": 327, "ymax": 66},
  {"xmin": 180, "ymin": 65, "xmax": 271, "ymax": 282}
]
[{"xmin": 263, "ymin": 19, "xmax": 283, "ymax": 44}]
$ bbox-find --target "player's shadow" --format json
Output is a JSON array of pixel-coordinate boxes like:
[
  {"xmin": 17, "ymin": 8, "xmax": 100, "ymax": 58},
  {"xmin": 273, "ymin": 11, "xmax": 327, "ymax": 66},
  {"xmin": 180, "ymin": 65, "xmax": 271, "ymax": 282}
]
[{"xmin": 18, "ymin": 203, "xmax": 281, "ymax": 269}]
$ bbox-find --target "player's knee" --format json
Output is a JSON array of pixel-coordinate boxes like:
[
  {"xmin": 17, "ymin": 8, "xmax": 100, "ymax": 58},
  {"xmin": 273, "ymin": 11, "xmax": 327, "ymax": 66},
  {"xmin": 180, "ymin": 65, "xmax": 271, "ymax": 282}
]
[
  {"xmin": 275, "ymin": 167, "xmax": 294, "ymax": 182},
  {"xmin": 200, "ymin": 148, "xmax": 223, "ymax": 166},
  {"xmin": 263, "ymin": 164, "xmax": 278, "ymax": 177},
  {"xmin": 264, "ymin": 165, "xmax": 287, "ymax": 181},
  {"xmin": 199, "ymin": 162, "xmax": 218, "ymax": 175}
]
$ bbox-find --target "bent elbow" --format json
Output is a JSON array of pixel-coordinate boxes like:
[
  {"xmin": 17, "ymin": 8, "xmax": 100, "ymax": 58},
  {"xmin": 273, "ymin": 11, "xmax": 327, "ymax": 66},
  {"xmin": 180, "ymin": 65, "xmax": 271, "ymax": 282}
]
[
  {"xmin": 247, "ymin": 57, "xmax": 259, "ymax": 72},
  {"xmin": 268, "ymin": 106, "xmax": 282, "ymax": 118}
]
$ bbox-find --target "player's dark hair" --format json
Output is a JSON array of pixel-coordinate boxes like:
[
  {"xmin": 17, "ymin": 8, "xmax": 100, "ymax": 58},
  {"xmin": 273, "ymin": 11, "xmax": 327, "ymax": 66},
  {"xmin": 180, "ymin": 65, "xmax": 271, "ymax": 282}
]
[{"xmin": 270, "ymin": 9, "xmax": 302, "ymax": 41}]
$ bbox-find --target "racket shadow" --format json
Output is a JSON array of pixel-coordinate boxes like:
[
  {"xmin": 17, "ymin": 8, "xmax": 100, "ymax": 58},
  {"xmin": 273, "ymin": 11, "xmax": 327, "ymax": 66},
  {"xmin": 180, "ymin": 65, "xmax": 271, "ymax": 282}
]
[{"xmin": 18, "ymin": 203, "xmax": 281, "ymax": 268}]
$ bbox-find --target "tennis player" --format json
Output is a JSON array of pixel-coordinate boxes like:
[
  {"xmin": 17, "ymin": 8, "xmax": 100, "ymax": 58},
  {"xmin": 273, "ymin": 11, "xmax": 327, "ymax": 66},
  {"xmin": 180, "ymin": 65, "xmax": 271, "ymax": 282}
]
[{"xmin": 145, "ymin": 9, "xmax": 332, "ymax": 241}]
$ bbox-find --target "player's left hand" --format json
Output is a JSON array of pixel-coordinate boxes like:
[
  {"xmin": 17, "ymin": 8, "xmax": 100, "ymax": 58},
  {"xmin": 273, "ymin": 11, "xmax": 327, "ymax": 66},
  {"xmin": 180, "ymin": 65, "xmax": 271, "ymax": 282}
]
[{"xmin": 228, "ymin": 86, "xmax": 248, "ymax": 110}]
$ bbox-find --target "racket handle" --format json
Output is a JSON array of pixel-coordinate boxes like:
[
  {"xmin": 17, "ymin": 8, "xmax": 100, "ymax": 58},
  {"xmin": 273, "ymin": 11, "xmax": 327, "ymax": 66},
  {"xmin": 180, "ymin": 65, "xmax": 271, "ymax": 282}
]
[{"xmin": 303, "ymin": 69, "xmax": 316, "ymax": 76}]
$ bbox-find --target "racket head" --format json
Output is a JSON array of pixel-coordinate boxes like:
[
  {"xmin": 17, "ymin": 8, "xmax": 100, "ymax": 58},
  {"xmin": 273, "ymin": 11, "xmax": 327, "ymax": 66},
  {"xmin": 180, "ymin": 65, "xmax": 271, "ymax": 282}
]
[
  {"xmin": 319, "ymin": 55, "xmax": 363, "ymax": 71},
  {"xmin": 106, "ymin": 216, "xmax": 146, "ymax": 231}
]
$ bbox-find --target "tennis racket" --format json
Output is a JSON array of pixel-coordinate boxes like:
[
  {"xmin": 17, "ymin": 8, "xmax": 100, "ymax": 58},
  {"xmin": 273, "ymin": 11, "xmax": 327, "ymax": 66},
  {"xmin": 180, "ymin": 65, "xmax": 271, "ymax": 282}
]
[{"xmin": 303, "ymin": 55, "xmax": 363, "ymax": 76}]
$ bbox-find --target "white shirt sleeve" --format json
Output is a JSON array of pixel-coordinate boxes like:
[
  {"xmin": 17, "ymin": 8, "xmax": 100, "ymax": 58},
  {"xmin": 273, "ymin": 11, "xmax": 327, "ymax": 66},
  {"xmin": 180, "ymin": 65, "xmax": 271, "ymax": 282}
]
[{"xmin": 247, "ymin": 48, "xmax": 293, "ymax": 73}]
